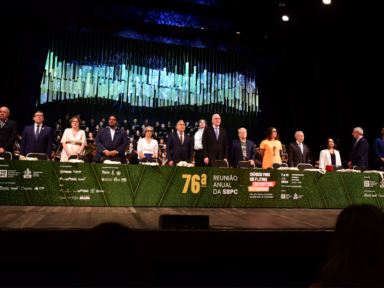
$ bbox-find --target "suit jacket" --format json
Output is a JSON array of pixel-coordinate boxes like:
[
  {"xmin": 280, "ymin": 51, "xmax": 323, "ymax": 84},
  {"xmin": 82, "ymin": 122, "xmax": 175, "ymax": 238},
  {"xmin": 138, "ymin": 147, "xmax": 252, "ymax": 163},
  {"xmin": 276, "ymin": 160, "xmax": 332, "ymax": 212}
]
[
  {"xmin": 288, "ymin": 142, "xmax": 309, "ymax": 167},
  {"xmin": 231, "ymin": 139, "xmax": 255, "ymax": 168},
  {"xmin": 94, "ymin": 128, "xmax": 128, "ymax": 163},
  {"xmin": 166, "ymin": 132, "xmax": 193, "ymax": 162},
  {"xmin": 0, "ymin": 119, "xmax": 18, "ymax": 152},
  {"xmin": 318, "ymin": 149, "xmax": 342, "ymax": 169},
  {"xmin": 202, "ymin": 126, "xmax": 228, "ymax": 163},
  {"xmin": 373, "ymin": 137, "xmax": 384, "ymax": 168},
  {"xmin": 349, "ymin": 137, "xmax": 369, "ymax": 168},
  {"xmin": 20, "ymin": 125, "xmax": 53, "ymax": 158}
]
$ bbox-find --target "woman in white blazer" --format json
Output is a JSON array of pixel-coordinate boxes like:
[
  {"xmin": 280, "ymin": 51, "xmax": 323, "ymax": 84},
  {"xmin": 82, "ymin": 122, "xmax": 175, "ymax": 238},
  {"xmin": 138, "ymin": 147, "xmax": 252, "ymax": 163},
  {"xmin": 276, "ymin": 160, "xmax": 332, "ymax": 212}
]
[{"xmin": 319, "ymin": 138, "xmax": 342, "ymax": 169}]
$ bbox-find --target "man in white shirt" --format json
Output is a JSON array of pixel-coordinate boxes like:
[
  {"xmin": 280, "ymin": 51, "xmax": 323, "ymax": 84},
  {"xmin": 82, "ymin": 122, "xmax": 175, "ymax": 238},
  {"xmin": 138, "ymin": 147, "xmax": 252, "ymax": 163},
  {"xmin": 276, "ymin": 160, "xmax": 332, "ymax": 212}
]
[{"xmin": 193, "ymin": 119, "xmax": 207, "ymax": 167}]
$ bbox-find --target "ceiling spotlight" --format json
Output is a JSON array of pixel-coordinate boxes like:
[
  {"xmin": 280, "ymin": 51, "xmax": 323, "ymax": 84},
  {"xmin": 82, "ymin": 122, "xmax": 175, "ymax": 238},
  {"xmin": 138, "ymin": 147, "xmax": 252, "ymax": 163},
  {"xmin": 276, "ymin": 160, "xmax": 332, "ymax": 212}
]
[
  {"xmin": 178, "ymin": 25, "xmax": 181, "ymax": 27},
  {"xmin": 282, "ymin": 15, "xmax": 289, "ymax": 21},
  {"xmin": 236, "ymin": 31, "xmax": 240, "ymax": 34},
  {"xmin": 322, "ymin": 0, "xmax": 331, "ymax": 4},
  {"xmin": 201, "ymin": 27, "xmax": 204, "ymax": 29}
]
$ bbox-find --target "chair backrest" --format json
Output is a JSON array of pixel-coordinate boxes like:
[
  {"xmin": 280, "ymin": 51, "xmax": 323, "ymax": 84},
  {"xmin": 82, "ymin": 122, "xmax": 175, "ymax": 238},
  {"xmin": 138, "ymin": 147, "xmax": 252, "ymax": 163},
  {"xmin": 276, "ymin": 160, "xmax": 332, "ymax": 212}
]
[
  {"xmin": 333, "ymin": 165, "xmax": 344, "ymax": 171},
  {"xmin": 26, "ymin": 153, "xmax": 49, "ymax": 161},
  {"xmin": 297, "ymin": 163, "xmax": 313, "ymax": 171},
  {"xmin": 353, "ymin": 165, "xmax": 367, "ymax": 172},
  {"xmin": 101, "ymin": 156, "xmax": 123, "ymax": 164},
  {"xmin": 237, "ymin": 161, "xmax": 254, "ymax": 169},
  {"xmin": 272, "ymin": 162, "xmax": 288, "ymax": 170},
  {"xmin": 211, "ymin": 160, "xmax": 229, "ymax": 168},
  {"xmin": 0, "ymin": 152, "xmax": 12, "ymax": 160},
  {"xmin": 68, "ymin": 155, "xmax": 90, "ymax": 163}
]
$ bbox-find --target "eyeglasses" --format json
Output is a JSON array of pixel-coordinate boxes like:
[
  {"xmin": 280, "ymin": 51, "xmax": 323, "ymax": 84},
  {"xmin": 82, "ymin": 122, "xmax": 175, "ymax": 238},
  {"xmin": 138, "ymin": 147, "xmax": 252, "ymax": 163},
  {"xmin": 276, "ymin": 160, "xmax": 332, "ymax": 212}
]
[
  {"xmin": 146, "ymin": 130, "xmax": 153, "ymax": 133},
  {"xmin": 109, "ymin": 118, "xmax": 117, "ymax": 121},
  {"xmin": 272, "ymin": 131, "xmax": 277, "ymax": 133},
  {"xmin": 35, "ymin": 115, "xmax": 43, "ymax": 117}
]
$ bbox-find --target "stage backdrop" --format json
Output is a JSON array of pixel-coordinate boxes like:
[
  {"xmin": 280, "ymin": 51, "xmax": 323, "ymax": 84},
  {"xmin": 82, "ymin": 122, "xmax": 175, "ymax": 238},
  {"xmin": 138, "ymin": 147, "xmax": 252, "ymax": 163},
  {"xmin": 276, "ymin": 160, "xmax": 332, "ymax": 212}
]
[{"xmin": 0, "ymin": 160, "xmax": 383, "ymax": 208}]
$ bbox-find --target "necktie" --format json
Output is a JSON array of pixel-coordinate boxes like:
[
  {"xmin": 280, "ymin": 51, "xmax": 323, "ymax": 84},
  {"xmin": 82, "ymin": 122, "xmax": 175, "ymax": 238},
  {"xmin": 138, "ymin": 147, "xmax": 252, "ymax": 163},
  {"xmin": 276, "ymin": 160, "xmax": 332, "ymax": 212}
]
[
  {"xmin": 215, "ymin": 127, "xmax": 218, "ymax": 140},
  {"xmin": 0, "ymin": 122, "xmax": 4, "ymax": 129},
  {"xmin": 180, "ymin": 132, "xmax": 183, "ymax": 145},
  {"xmin": 35, "ymin": 125, "xmax": 40, "ymax": 140}
]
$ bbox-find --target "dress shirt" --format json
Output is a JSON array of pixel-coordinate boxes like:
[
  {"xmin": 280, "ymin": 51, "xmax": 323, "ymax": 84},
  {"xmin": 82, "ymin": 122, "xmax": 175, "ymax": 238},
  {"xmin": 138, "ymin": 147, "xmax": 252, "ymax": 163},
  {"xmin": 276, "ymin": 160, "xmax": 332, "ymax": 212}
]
[
  {"xmin": 109, "ymin": 127, "xmax": 116, "ymax": 141},
  {"xmin": 296, "ymin": 141, "xmax": 303, "ymax": 154},
  {"xmin": 194, "ymin": 128, "xmax": 204, "ymax": 150},
  {"xmin": 177, "ymin": 131, "xmax": 184, "ymax": 143},
  {"xmin": 213, "ymin": 125, "xmax": 220, "ymax": 138},
  {"xmin": 354, "ymin": 136, "xmax": 363, "ymax": 147},
  {"xmin": 137, "ymin": 138, "xmax": 158, "ymax": 159},
  {"xmin": 34, "ymin": 123, "xmax": 42, "ymax": 137}
]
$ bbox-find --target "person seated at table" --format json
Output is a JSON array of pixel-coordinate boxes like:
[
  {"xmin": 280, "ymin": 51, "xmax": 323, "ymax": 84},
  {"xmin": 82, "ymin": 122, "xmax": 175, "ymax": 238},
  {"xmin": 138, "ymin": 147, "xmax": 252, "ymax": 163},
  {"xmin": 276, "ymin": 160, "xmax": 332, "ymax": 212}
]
[
  {"xmin": 84, "ymin": 144, "xmax": 96, "ymax": 163},
  {"xmin": 260, "ymin": 127, "xmax": 282, "ymax": 169},
  {"xmin": 94, "ymin": 114, "xmax": 128, "ymax": 164},
  {"xmin": 128, "ymin": 143, "xmax": 139, "ymax": 165},
  {"xmin": 318, "ymin": 138, "xmax": 342, "ymax": 169},
  {"xmin": 137, "ymin": 126, "xmax": 158, "ymax": 159},
  {"xmin": 60, "ymin": 116, "xmax": 87, "ymax": 162}
]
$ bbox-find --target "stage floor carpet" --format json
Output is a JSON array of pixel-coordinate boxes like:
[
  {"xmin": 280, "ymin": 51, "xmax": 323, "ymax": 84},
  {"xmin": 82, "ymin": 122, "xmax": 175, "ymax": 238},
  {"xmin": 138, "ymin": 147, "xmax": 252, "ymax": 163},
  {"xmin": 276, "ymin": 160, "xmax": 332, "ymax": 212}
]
[{"xmin": 0, "ymin": 205, "xmax": 341, "ymax": 230}]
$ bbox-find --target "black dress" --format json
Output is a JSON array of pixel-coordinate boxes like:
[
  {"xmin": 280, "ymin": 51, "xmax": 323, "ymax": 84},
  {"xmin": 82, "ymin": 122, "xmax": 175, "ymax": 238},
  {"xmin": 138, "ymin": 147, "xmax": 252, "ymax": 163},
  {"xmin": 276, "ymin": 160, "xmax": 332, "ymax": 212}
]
[{"xmin": 129, "ymin": 152, "xmax": 139, "ymax": 164}]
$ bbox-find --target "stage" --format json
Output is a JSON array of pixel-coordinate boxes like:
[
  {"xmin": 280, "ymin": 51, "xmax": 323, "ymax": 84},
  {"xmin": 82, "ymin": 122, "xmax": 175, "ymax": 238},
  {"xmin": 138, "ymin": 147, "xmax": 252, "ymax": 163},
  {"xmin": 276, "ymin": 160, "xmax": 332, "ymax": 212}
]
[{"xmin": 0, "ymin": 205, "xmax": 341, "ymax": 230}]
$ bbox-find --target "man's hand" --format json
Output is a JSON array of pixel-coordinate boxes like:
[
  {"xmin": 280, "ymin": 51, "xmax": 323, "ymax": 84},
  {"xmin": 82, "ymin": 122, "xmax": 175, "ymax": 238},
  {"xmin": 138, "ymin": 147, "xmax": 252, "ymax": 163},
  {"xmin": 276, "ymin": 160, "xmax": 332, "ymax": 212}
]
[
  {"xmin": 381, "ymin": 158, "xmax": 384, "ymax": 163},
  {"xmin": 204, "ymin": 157, "xmax": 209, "ymax": 165},
  {"xmin": 255, "ymin": 160, "xmax": 261, "ymax": 165},
  {"xmin": 348, "ymin": 161, "xmax": 353, "ymax": 168},
  {"xmin": 249, "ymin": 160, "xmax": 255, "ymax": 166},
  {"xmin": 104, "ymin": 150, "xmax": 111, "ymax": 156},
  {"xmin": 224, "ymin": 158, "xmax": 227, "ymax": 162},
  {"xmin": 169, "ymin": 161, "xmax": 174, "ymax": 166},
  {"xmin": 0, "ymin": 148, "xmax": 4, "ymax": 153},
  {"xmin": 110, "ymin": 150, "xmax": 117, "ymax": 157}
]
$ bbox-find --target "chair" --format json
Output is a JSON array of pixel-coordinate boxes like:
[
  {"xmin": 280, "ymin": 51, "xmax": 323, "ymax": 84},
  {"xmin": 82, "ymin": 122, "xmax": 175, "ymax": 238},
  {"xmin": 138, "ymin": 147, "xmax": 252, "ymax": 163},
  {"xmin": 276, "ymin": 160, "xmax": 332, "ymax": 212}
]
[
  {"xmin": 0, "ymin": 151, "xmax": 12, "ymax": 160},
  {"xmin": 26, "ymin": 153, "xmax": 49, "ymax": 161},
  {"xmin": 68, "ymin": 155, "xmax": 90, "ymax": 163},
  {"xmin": 297, "ymin": 163, "xmax": 313, "ymax": 171},
  {"xmin": 211, "ymin": 160, "xmax": 229, "ymax": 168},
  {"xmin": 237, "ymin": 161, "xmax": 254, "ymax": 169},
  {"xmin": 333, "ymin": 165, "xmax": 344, "ymax": 171},
  {"xmin": 272, "ymin": 162, "xmax": 288, "ymax": 170},
  {"xmin": 101, "ymin": 156, "xmax": 123, "ymax": 164},
  {"xmin": 353, "ymin": 165, "xmax": 367, "ymax": 172}
]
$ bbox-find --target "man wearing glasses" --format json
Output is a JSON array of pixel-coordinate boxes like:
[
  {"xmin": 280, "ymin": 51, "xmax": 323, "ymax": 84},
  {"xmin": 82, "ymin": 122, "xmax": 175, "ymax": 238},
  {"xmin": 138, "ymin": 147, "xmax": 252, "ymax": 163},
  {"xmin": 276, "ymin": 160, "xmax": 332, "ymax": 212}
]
[
  {"xmin": 0, "ymin": 106, "xmax": 18, "ymax": 155},
  {"xmin": 20, "ymin": 111, "xmax": 52, "ymax": 159},
  {"xmin": 94, "ymin": 114, "xmax": 128, "ymax": 163}
]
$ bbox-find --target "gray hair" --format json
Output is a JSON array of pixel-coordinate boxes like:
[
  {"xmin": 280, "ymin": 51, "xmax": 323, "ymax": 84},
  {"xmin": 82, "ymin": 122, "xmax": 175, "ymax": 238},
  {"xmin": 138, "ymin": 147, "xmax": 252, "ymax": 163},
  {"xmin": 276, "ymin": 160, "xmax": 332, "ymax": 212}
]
[
  {"xmin": 354, "ymin": 127, "xmax": 364, "ymax": 135},
  {"xmin": 295, "ymin": 131, "xmax": 304, "ymax": 137},
  {"xmin": 144, "ymin": 126, "xmax": 154, "ymax": 133},
  {"xmin": 0, "ymin": 106, "xmax": 10, "ymax": 113},
  {"xmin": 212, "ymin": 114, "xmax": 221, "ymax": 120},
  {"xmin": 238, "ymin": 127, "xmax": 247, "ymax": 134}
]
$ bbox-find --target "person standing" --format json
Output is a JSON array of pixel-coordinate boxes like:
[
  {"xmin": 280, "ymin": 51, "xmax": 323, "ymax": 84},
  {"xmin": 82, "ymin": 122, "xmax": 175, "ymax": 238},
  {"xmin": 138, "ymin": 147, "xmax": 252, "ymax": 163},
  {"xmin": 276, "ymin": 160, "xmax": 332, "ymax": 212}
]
[
  {"xmin": 60, "ymin": 116, "xmax": 87, "ymax": 162},
  {"xmin": 202, "ymin": 114, "xmax": 228, "ymax": 166},
  {"xmin": 0, "ymin": 106, "xmax": 18, "ymax": 154},
  {"xmin": 20, "ymin": 111, "xmax": 53, "ymax": 158},
  {"xmin": 373, "ymin": 128, "xmax": 384, "ymax": 170},
  {"xmin": 94, "ymin": 114, "xmax": 128, "ymax": 163},
  {"xmin": 260, "ymin": 127, "xmax": 282, "ymax": 169},
  {"xmin": 231, "ymin": 128, "xmax": 255, "ymax": 168},
  {"xmin": 137, "ymin": 126, "xmax": 158, "ymax": 159},
  {"xmin": 318, "ymin": 138, "xmax": 342, "ymax": 169},
  {"xmin": 166, "ymin": 120, "xmax": 193, "ymax": 166},
  {"xmin": 348, "ymin": 127, "xmax": 369, "ymax": 169},
  {"xmin": 193, "ymin": 119, "xmax": 207, "ymax": 167},
  {"xmin": 288, "ymin": 131, "xmax": 309, "ymax": 167}
]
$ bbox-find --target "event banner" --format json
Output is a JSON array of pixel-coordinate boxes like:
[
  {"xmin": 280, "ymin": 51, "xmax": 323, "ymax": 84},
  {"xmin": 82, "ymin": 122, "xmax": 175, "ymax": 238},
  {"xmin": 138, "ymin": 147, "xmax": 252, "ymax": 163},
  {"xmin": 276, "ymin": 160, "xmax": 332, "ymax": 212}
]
[{"xmin": 0, "ymin": 160, "xmax": 383, "ymax": 208}]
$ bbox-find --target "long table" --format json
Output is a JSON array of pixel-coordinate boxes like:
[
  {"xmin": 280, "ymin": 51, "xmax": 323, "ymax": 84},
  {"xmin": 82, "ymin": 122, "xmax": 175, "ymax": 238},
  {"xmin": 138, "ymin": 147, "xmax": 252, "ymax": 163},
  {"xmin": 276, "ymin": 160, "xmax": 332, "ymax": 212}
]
[{"xmin": 0, "ymin": 160, "xmax": 383, "ymax": 208}]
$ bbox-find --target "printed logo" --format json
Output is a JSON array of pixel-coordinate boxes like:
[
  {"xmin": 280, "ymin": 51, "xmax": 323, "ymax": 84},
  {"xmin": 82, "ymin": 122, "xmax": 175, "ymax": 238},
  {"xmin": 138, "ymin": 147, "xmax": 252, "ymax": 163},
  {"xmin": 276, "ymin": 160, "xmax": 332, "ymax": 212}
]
[
  {"xmin": 114, "ymin": 177, "xmax": 120, "ymax": 182},
  {"xmin": 96, "ymin": 190, "xmax": 104, "ymax": 193},
  {"xmin": 78, "ymin": 189, "xmax": 89, "ymax": 193},
  {"xmin": 90, "ymin": 189, "xmax": 95, "ymax": 193},
  {"xmin": 101, "ymin": 178, "xmax": 112, "ymax": 182},
  {"xmin": 79, "ymin": 196, "xmax": 90, "ymax": 200},
  {"xmin": 364, "ymin": 181, "xmax": 370, "ymax": 187},
  {"xmin": 0, "ymin": 170, "xmax": 7, "ymax": 178},
  {"xmin": 293, "ymin": 193, "xmax": 298, "ymax": 200},
  {"xmin": 11, "ymin": 187, "xmax": 19, "ymax": 190},
  {"xmin": 78, "ymin": 178, "xmax": 86, "ymax": 181},
  {"xmin": 23, "ymin": 169, "xmax": 32, "ymax": 179},
  {"xmin": 116, "ymin": 171, "xmax": 121, "ymax": 176},
  {"xmin": 102, "ymin": 170, "xmax": 110, "ymax": 174},
  {"xmin": 60, "ymin": 170, "xmax": 72, "ymax": 174},
  {"xmin": 34, "ymin": 187, "xmax": 39, "ymax": 190},
  {"xmin": 121, "ymin": 178, "xmax": 127, "ymax": 182},
  {"xmin": 281, "ymin": 194, "xmax": 286, "ymax": 199},
  {"xmin": 73, "ymin": 170, "xmax": 82, "ymax": 174}
]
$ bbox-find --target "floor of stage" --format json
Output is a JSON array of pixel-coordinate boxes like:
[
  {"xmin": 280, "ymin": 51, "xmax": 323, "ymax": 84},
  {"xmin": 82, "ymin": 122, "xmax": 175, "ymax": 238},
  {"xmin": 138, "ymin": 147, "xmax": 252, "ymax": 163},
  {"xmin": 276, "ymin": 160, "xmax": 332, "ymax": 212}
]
[{"xmin": 0, "ymin": 205, "xmax": 341, "ymax": 230}]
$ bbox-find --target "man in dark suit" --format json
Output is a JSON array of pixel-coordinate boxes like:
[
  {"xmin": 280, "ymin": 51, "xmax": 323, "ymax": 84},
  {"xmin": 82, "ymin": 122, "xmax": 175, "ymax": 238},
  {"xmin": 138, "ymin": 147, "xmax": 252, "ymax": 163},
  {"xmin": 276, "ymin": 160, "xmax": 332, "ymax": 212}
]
[
  {"xmin": 20, "ymin": 111, "xmax": 52, "ymax": 158},
  {"xmin": 348, "ymin": 127, "xmax": 369, "ymax": 169},
  {"xmin": 288, "ymin": 131, "xmax": 309, "ymax": 167},
  {"xmin": 166, "ymin": 120, "xmax": 193, "ymax": 166},
  {"xmin": 0, "ymin": 106, "xmax": 18, "ymax": 154},
  {"xmin": 231, "ymin": 128, "xmax": 255, "ymax": 168},
  {"xmin": 94, "ymin": 114, "xmax": 128, "ymax": 163},
  {"xmin": 202, "ymin": 114, "xmax": 228, "ymax": 166}
]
